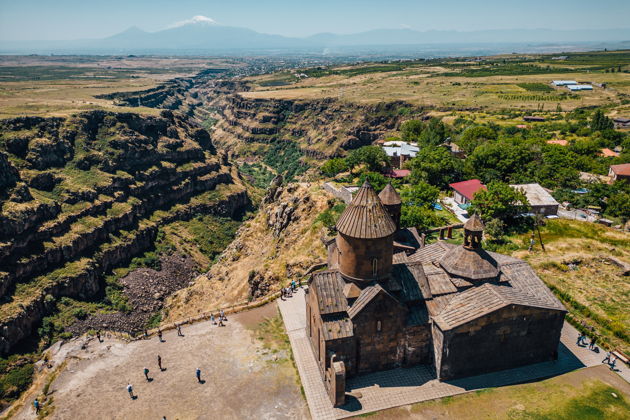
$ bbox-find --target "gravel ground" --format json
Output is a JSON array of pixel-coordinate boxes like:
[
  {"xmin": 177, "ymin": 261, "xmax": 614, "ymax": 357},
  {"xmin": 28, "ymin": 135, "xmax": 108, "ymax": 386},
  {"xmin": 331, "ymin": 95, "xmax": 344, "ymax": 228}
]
[{"xmin": 13, "ymin": 303, "xmax": 309, "ymax": 420}]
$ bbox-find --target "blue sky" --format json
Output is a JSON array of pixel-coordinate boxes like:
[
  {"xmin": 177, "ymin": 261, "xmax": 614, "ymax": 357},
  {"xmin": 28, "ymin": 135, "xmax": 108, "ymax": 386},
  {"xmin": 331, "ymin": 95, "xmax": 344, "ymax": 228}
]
[{"xmin": 1, "ymin": 0, "xmax": 629, "ymax": 41}]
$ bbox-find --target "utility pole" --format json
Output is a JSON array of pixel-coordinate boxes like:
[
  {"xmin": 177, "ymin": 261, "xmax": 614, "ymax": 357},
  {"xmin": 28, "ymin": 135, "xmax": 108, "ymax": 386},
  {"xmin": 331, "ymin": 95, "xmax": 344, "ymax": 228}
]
[{"xmin": 535, "ymin": 215, "xmax": 546, "ymax": 252}]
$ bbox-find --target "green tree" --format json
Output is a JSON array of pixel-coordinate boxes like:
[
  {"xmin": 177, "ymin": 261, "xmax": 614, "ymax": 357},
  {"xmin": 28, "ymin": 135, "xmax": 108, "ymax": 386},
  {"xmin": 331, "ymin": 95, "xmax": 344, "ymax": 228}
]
[
  {"xmin": 606, "ymin": 192, "xmax": 630, "ymax": 220},
  {"xmin": 400, "ymin": 120, "xmax": 425, "ymax": 142},
  {"xmin": 400, "ymin": 181, "xmax": 439, "ymax": 208},
  {"xmin": 470, "ymin": 181, "xmax": 530, "ymax": 223},
  {"xmin": 537, "ymin": 145, "xmax": 580, "ymax": 189},
  {"xmin": 400, "ymin": 206, "xmax": 446, "ymax": 230},
  {"xmin": 458, "ymin": 125, "xmax": 498, "ymax": 154},
  {"xmin": 320, "ymin": 158, "xmax": 348, "ymax": 177},
  {"xmin": 418, "ymin": 118, "xmax": 449, "ymax": 146},
  {"xmin": 358, "ymin": 172, "xmax": 389, "ymax": 192},
  {"xmin": 407, "ymin": 146, "xmax": 462, "ymax": 189},
  {"xmin": 346, "ymin": 146, "xmax": 389, "ymax": 172},
  {"xmin": 465, "ymin": 139, "xmax": 536, "ymax": 183},
  {"xmin": 590, "ymin": 109, "xmax": 614, "ymax": 132}
]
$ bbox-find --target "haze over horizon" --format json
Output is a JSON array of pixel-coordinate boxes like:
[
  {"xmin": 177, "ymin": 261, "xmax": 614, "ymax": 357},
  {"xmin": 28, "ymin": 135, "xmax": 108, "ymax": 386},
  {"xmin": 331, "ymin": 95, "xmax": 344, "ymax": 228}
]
[{"xmin": 1, "ymin": 0, "xmax": 630, "ymax": 42}]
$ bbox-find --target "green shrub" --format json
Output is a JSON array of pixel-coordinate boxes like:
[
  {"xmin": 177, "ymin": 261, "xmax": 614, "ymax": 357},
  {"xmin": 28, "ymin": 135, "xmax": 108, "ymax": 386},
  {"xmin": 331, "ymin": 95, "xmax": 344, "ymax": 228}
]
[
  {"xmin": 72, "ymin": 308, "xmax": 87, "ymax": 320},
  {"xmin": 0, "ymin": 363, "xmax": 34, "ymax": 400}
]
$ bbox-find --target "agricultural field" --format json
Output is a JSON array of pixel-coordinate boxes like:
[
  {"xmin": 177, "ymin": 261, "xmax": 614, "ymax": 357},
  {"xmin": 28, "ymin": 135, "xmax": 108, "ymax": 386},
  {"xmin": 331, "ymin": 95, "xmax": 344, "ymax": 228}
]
[
  {"xmin": 0, "ymin": 55, "xmax": 240, "ymax": 118},
  {"xmin": 241, "ymin": 51, "xmax": 630, "ymax": 113}
]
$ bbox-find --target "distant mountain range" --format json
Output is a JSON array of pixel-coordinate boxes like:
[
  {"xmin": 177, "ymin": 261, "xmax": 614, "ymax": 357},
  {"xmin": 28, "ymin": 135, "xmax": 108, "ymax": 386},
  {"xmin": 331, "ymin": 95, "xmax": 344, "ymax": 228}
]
[{"xmin": 3, "ymin": 18, "xmax": 630, "ymax": 55}]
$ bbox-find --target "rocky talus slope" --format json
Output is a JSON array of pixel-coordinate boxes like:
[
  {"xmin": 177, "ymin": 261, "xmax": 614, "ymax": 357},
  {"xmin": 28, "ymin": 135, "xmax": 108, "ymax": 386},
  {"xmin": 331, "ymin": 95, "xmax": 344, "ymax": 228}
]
[{"xmin": 0, "ymin": 110, "xmax": 248, "ymax": 355}]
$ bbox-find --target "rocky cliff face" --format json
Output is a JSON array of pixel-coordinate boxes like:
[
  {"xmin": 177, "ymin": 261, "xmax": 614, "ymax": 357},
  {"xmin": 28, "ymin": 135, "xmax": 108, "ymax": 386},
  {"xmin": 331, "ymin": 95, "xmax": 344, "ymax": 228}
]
[
  {"xmin": 0, "ymin": 110, "xmax": 249, "ymax": 355},
  {"xmin": 209, "ymin": 94, "xmax": 408, "ymax": 161}
]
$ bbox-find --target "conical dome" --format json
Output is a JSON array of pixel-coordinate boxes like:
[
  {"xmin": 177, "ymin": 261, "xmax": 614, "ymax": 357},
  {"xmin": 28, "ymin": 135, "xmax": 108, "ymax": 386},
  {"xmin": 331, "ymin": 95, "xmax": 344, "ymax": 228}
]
[
  {"xmin": 378, "ymin": 183, "xmax": 401, "ymax": 205},
  {"xmin": 464, "ymin": 213, "xmax": 484, "ymax": 232},
  {"xmin": 336, "ymin": 181, "xmax": 397, "ymax": 239}
]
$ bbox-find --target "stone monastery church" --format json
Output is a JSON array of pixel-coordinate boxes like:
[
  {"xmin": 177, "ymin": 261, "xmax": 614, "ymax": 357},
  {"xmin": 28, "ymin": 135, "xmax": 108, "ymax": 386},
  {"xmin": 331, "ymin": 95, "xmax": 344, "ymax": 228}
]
[{"xmin": 306, "ymin": 182, "xmax": 566, "ymax": 406}]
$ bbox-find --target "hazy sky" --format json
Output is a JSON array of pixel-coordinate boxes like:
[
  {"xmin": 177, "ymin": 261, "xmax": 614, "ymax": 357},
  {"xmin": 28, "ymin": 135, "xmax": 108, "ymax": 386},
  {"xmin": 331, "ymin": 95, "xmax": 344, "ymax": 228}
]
[{"xmin": 1, "ymin": 0, "xmax": 629, "ymax": 41}]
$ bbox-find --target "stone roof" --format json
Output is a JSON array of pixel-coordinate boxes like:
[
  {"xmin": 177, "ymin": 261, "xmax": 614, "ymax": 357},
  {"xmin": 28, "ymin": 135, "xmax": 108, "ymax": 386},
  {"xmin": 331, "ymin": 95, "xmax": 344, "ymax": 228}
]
[
  {"xmin": 393, "ymin": 262, "xmax": 431, "ymax": 302},
  {"xmin": 439, "ymin": 245, "xmax": 500, "ymax": 280},
  {"xmin": 378, "ymin": 183, "xmax": 402, "ymax": 205},
  {"xmin": 422, "ymin": 263, "xmax": 458, "ymax": 296},
  {"xmin": 433, "ymin": 283, "xmax": 565, "ymax": 330},
  {"xmin": 343, "ymin": 282, "xmax": 362, "ymax": 299},
  {"xmin": 322, "ymin": 314, "xmax": 354, "ymax": 340},
  {"xmin": 408, "ymin": 241, "xmax": 453, "ymax": 263},
  {"xmin": 348, "ymin": 284, "xmax": 401, "ymax": 319},
  {"xmin": 464, "ymin": 213, "xmax": 484, "ymax": 232},
  {"xmin": 311, "ymin": 270, "xmax": 347, "ymax": 315},
  {"xmin": 335, "ymin": 181, "xmax": 397, "ymax": 239}
]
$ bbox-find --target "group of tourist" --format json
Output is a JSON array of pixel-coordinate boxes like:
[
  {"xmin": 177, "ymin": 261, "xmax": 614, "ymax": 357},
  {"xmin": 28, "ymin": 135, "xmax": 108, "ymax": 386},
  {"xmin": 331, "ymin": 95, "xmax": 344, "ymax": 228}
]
[
  {"xmin": 210, "ymin": 309, "xmax": 227, "ymax": 326},
  {"xmin": 124, "ymin": 320, "xmax": 216, "ymax": 403},
  {"xmin": 602, "ymin": 352, "xmax": 620, "ymax": 371},
  {"xmin": 280, "ymin": 280, "xmax": 299, "ymax": 300},
  {"xmin": 576, "ymin": 331, "xmax": 599, "ymax": 350},
  {"xmin": 577, "ymin": 330, "xmax": 621, "ymax": 371}
]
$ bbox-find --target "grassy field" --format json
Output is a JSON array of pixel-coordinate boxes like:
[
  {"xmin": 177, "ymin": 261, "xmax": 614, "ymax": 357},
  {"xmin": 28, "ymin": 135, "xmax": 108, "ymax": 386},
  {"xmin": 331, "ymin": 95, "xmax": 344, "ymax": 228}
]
[
  {"xmin": 241, "ymin": 52, "xmax": 630, "ymax": 113},
  {"xmin": 356, "ymin": 365, "xmax": 630, "ymax": 420},
  {"xmin": 0, "ymin": 55, "xmax": 239, "ymax": 118},
  {"xmin": 492, "ymin": 219, "xmax": 630, "ymax": 355}
]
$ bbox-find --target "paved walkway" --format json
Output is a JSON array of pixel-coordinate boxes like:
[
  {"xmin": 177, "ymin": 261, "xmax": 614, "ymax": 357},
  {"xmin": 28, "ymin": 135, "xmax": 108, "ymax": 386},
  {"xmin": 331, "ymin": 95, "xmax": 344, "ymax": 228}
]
[{"xmin": 278, "ymin": 287, "xmax": 629, "ymax": 420}]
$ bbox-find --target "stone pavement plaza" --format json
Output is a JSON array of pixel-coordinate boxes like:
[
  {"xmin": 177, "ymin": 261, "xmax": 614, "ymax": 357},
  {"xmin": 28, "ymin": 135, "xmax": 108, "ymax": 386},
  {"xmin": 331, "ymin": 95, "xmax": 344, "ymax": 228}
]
[{"xmin": 278, "ymin": 287, "xmax": 629, "ymax": 420}]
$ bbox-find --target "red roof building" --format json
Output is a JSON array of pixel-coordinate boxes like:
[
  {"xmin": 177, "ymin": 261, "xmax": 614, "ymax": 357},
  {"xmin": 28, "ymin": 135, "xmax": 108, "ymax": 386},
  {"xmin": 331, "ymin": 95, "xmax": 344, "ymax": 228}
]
[
  {"xmin": 547, "ymin": 139, "xmax": 568, "ymax": 146},
  {"xmin": 600, "ymin": 148, "xmax": 619, "ymax": 158},
  {"xmin": 385, "ymin": 169, "xmax": 411, "ymax": 178},
  {"xmin": 449, "ymin": 179, "xmax": 486, "ymax": 205},
  {"xmin": 609, "ymin": 163, "xmax": 630, "ymax": 182}
]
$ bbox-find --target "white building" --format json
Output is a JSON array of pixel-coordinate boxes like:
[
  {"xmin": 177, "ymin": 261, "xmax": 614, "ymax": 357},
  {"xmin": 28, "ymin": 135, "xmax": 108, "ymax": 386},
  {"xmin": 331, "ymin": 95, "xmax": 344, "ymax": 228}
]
[
  {"xmin": 382, "ymin": 141, "xmax": 419, "ymax": 168},
  {"xmin": 510, "ymin": 183, "xmax": 559, "ymax": 216},
  {"xmin": 552, "ymin": 80, "xmax": 577, "ymax": 86},
  {"xmin": 567, "ymin": 84, "xmax": 593, "ymax": 91}
]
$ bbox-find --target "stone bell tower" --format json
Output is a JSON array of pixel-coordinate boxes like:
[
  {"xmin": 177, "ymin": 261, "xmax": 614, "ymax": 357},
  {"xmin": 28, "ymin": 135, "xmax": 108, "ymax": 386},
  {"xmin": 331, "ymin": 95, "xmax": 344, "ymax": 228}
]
[
  {"xmin": 378, "ymin": 183, "xmax": 402, "ymax": 230},
  {"xmin": 334, "ymin": 181, "xmax": 397, "ymax": 282}
]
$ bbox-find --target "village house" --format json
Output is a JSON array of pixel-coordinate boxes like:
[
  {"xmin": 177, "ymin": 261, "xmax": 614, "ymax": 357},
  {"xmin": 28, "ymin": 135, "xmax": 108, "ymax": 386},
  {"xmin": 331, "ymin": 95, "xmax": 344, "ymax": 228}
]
[
  {"xmin": 307, "ymin": 182, "xmax": 566, "ymax": 406},
  {"xmin": 510, "ymin": 183, "xmax": 559, "ymax": 216},
  {"xmin": 609, "ymin": 163, "xmax": 630, "ymax": 182},
  {"xmin": 382, "ymin": 140, "xmax": 419, "ymax": 169},
  {"xmin": 449, "ymin": 179, "xmax": 486, "ymax": 205},
  {"xmin": 613, "ymin": 117, "xmax": 630, "ymax": 129}
]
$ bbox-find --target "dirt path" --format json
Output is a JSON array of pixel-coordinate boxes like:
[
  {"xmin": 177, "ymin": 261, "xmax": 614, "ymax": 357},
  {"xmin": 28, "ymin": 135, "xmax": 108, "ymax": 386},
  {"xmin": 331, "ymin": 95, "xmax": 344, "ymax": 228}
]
[{"xmin": 11, "ymin": 303, "xmax": 309, "ymax": 420}]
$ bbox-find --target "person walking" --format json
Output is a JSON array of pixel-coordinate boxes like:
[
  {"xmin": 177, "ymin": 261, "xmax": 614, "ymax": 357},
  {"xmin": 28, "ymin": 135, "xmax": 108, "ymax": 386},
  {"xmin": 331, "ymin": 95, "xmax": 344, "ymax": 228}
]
[
  {"xmin": 218, "ymin": 316, "xmax": 225, "ymax": 327},
  {"xmin": 210, "ymin": 314, "xmax": 216, "ymax": 325},
  {"xmin": 157, "ymin": 329, "xmax": 163, "ymax": 342},
  {"xmin": 602, "ymin": 351, "xmax": 612, "ymax": 364},
  {"xmin": 144, "ymin": 367, "xmax": 150, "ymax": 381},
  {"xmin": 528, "ymin": 234, "xmax": 535, "ymax": 252},
  {"xmin": 610, "ymin": 356, "xmax": 617, "ymax": 370},
  {"xmin": 196, "ymin": 368, "xmax": 202, "ymax": 383},
  {"xmin": 96, "ymin": 330, "xmax": 102, "ymax": 343},
  {"xmin": 589, "ymin": 335, "xmax": 598, "ymax": 350},
  {"xmin": 177, "ymin": 324, "xmax": 183, "ymax": 337},
  {"xmin": 33, "ymin": 398, "xmax": 40, "ymax": 414},
  {"xmin": 157, "ymin": 355, "xmax": 163, "ymax": 371},
  {"xmin": 127, "ymin": 383, "xmax": 134, "ymax": 399},
  {"xmin": 220, "ymin": 309, "xmax": 226, "ymax": 321}
]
